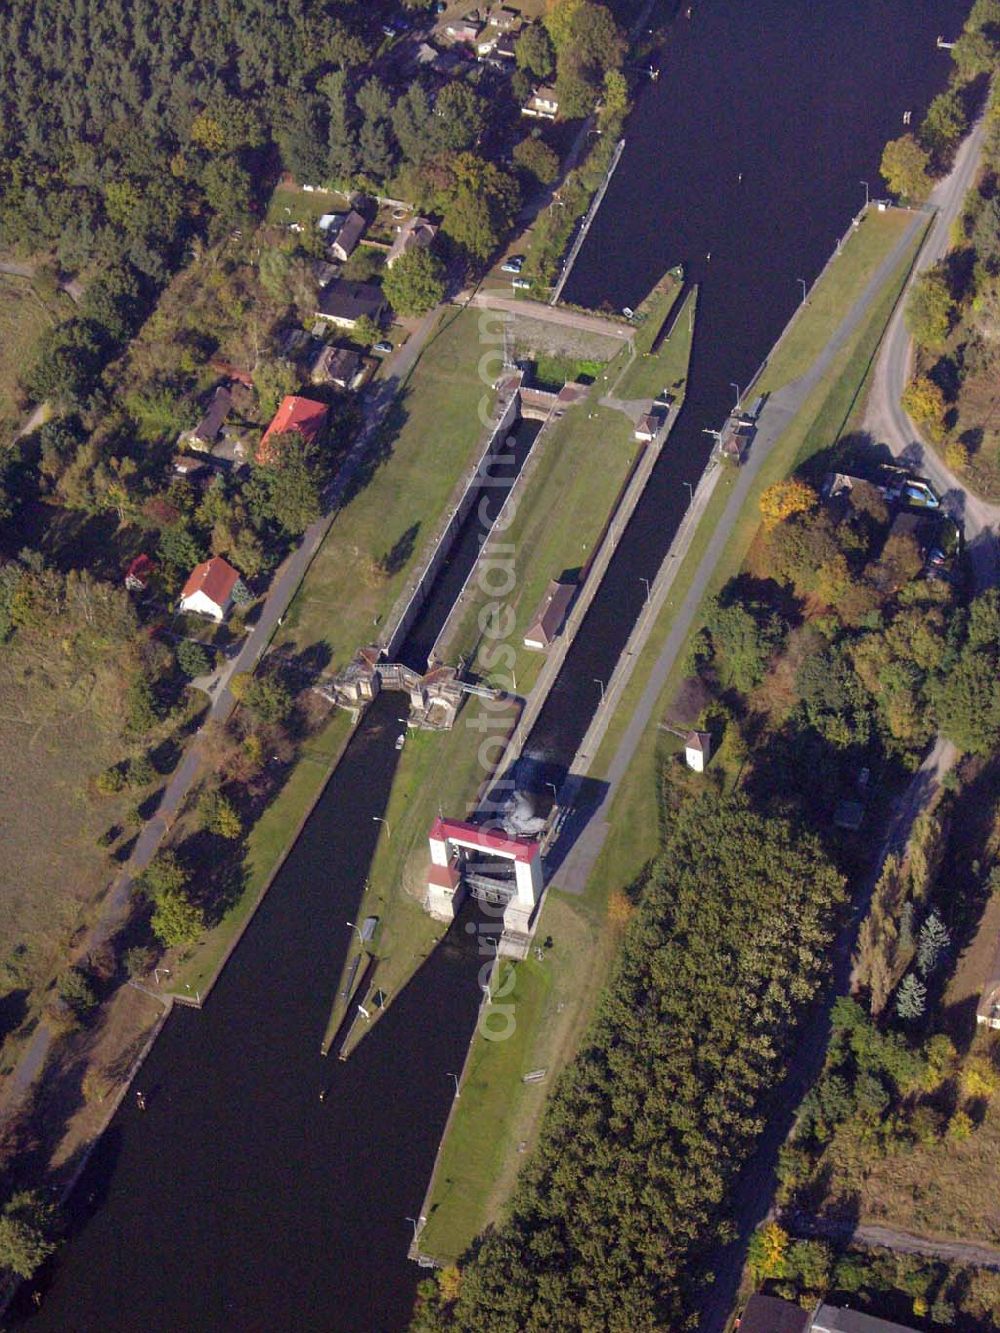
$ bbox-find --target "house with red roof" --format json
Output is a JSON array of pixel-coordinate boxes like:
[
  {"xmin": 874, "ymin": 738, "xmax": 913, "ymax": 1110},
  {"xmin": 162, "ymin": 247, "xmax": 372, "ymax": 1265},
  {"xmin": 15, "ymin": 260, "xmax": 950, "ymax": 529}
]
[
  {"xmin": 178, "ymin": 556, "xmax": 245, "ymax": 622},
  {"xmin": 124, "ymin": 554, "xmax": 156, "ymax": 592},
  {"xmin": 256, "ymin": 395, "xmax": 329, "ymax": 465}
]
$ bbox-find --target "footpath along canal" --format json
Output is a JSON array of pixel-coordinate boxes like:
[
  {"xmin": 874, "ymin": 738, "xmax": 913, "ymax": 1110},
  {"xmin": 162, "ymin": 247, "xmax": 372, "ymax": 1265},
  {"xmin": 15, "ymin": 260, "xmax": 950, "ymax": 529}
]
[{"xmin": 16, "ymin": 3, "xmax": 965, "ymax": 1329}]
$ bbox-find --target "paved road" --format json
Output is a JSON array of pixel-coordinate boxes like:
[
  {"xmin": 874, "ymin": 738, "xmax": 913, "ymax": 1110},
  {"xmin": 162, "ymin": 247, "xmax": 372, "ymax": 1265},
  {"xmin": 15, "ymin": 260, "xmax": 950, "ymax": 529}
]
[
  {"xmin": 550, "ymin": 209, "xmax": 929, "ymax": 892},
  {"xmin": 466, "ymin": 290, "xmax": 634, "ymax": 342},
  {"xmin": 864, "ymin": 114, "xmax": 1000, "ymax": 588},
  {"xmin": 0, "ymin": 303, "xmax": 443, "ymax": 1123}
]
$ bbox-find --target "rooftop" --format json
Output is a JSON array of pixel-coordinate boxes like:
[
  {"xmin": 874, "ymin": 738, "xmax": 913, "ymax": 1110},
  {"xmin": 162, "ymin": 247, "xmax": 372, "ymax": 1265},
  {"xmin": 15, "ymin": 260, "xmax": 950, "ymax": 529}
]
[
  {"xmin": 258, "ymin": 395, "xmax": 329, "ymax": 464},
  {"xmin": 430, "ymin": 816, "xmax": 541, "ymax": 864},
  {"xmin": 180, "ymin": 555, "xmax": 240, "ymax": 608},
  {"xmin": 316, "ymin": 279, "xmax": 385, "ymax": 324}
]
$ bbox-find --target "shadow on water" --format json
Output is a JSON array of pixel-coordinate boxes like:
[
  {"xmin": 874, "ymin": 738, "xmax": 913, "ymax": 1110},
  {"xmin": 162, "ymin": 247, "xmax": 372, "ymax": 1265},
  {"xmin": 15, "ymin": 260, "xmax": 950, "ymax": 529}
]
[{"xmin": 13, "ymin": 2, "xmax": 968, "ymax": 1328}]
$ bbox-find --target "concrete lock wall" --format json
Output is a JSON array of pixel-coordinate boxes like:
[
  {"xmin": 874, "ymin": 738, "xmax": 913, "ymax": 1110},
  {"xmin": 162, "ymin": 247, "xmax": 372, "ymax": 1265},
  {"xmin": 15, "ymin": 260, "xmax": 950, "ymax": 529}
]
[{"xmin": 384, "ymin": 392, "xmax": 522, "ymax": 660}]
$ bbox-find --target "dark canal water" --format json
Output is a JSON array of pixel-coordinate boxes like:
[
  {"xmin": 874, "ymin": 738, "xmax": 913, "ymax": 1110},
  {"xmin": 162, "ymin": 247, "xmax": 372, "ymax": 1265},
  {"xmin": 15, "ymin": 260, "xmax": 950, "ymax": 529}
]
[{"xmin": 18, "ymin": 4, "xmax": 964, "ymax": 1329}]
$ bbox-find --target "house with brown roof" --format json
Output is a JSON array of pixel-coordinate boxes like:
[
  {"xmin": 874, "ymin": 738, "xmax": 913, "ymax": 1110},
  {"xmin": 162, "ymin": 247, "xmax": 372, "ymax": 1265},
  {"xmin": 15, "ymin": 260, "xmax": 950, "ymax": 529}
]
[
  {"xmin": 523, "ymin": 579, "xmax": 575, "ymax": 650},
  {"xmin": 310, "ymin": 345, "xmax": 363, "ymax": 390},
  {"xmin": 315, "ymin": 280, "xmax": 386, "ymax": 331},
  {"xmin": 977, "ymin": 934, "xmax": 1000, "ymax": 1029},
  {"xmin": 329, "ymin": 209, "xmax": 368, "ymax": 262},
  {"xmin": 178, "ymin": 556, "xmax": 245, "ymax": 622},
  {"xmin": 386, "ymin": 217, "xmax": 439, "ymax": 269},
  {"xmin": 183, "ymin": 385, "xmax": 232, "ymax": 452}
]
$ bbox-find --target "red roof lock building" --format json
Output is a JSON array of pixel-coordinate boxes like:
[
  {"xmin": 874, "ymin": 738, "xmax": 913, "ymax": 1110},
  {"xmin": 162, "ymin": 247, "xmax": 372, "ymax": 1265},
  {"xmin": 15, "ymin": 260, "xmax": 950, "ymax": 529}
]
[
  {"xmin": 256, "ymin": 395, "xmax": 329, "ymax": 465},
  {"xmin": 178, "ymin": 556, "xmax": 244, "ymax": 622}
]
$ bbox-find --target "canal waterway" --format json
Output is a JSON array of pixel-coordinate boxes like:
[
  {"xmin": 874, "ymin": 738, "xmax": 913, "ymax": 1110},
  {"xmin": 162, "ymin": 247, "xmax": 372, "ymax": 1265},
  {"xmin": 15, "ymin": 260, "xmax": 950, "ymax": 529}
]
[{"xmin": 18, "ymin": 3, "xmax": 965, "ymax": 1329}]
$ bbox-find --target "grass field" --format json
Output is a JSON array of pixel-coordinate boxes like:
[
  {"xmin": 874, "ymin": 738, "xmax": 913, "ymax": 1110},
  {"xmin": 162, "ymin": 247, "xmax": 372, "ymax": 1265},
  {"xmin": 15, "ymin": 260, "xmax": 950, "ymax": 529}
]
[
  {"xmin": 278, "ymin": 307, "xmax": 496, "ymax": 671},
  {"xmin": 757, "ymin": 208, "xmax": 914, "ymax": 394},
  {"xmin": 0, "ymin": 273, "xmax": 73, "ymax": 428},
  {"xmin": 265, "ymin": 184, "xmax": 352, "ymax": 229},
  {"xmin": 415, "ymin": 213, "xmax": 927, "ymax": 1262}
]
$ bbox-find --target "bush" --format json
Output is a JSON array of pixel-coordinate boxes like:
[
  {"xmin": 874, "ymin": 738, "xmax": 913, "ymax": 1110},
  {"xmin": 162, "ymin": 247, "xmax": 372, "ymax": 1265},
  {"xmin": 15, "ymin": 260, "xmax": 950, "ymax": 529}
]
[
  {"xmin": 96, "ymin": 764, "xmax": 125, "ymax": 794},
  {"xmin": 176, "ymin": 638, "xmax": 211, "ymax": 678},
  {"xmin": 56, "ymin": 967, "xmax": 97, "ymax": 1017}
]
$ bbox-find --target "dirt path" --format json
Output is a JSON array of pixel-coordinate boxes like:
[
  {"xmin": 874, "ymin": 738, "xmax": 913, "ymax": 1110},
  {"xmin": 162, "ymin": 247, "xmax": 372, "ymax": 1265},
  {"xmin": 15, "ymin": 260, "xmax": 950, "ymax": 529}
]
[{"xmin": 791, "ymin": 1212, "xmax": 1000, "ymax": 1273}]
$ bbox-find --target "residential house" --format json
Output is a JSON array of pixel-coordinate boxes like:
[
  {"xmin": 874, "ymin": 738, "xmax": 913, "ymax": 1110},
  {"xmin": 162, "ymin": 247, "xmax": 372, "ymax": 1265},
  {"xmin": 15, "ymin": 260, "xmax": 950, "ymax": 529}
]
[
  {"xmin": 977, "ymin": 934, "xmax": 1000, "ymax": 1029},
  {"xmin": 386, "ymin": 217, "xmax": 439, "ymax": 269},
  {"xmin": 523, "ymin": 580, "xmax": 575, "ymax": 650},
  {"xmin": 123, "ymin": 554, "xmax": 155, "ymax": 592},
  {"xmin": 178, "ymin": 556, "xmax": 245, "ymax": 622},
  {"xmin": 315, "ymin": 280, "xmax": 386, "ymax": 330},
  {"xmin": 182, "ymin": 385, "xmax": 232, "ymax": 452},
  {"xmin": 257, "ymin": 394, "xmax": 329, "ymax": 465},
  {"xmin": 522, "ymin": 86, "xmax": 559, "ymax": 119},
  {"xmin": 738, "ymin": 1294, "xmax": 811, "ymax": 1333},
  {"xmin": 737, "ymin": 1295, "xmax": 918, "ymax": 1333},
  {"xmin": 329, "ymin": 209, "xmax": 368, "ymax": 262},
  {"xmin": 446, "ymin": 17, "xmax": 483, "ymax": 43},
  {"xmin": 488, "ymin": 5, "xmax": 521, "ymax": 29},
  {"xmin": 494, "ymin": 33, "xmax": 518, "ymax": 60},
  {"xmin": 318, "ymin": 211, "xmax": 347, "ymax": 236},
  {"xmin": 310, "ymin": 345, "xmax": 363, "ymax": 390}
]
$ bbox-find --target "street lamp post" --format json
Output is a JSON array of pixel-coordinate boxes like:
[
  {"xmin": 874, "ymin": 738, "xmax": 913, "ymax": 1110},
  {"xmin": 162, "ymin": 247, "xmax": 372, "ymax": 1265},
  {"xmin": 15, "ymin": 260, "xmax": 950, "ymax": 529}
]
[
  {"xmin": 797, "ymin": 277, "xmax": 808, "ymax": 304},
  {"xmin": 406, "ymin": 1216, "xmax": 426, "ymax": 1243},
  {"xmin": 373, "ymin": 815, "xmax": 391, "ymax": 841},
  {"xmin": 682, "ymin": 480, "xmax": 695, "ymax": 505},
  {"xmin": 639, "ymin": 576, "xmax": 651, "ymax": 604},
  {"xmin": 347, "ymin": 920, "xmax": 364, "ymax": 947},
  {"xmin": 594, "ymin": 677, "xmax": 605, "ymax": 705},
  {"xmin": 546, "ymin": 781, "xmax": 559, "ymax": 804},
  {"xmin": 860, "ymin": 178, "xmax": 869, "ymax": 208},
  {"xmin": 730, "ymin": 381, "xmax": 741, "ymax": 409},
  {"xmin": 446, "ymin": 1072, "xmax": 461, "ymax": 1099}
]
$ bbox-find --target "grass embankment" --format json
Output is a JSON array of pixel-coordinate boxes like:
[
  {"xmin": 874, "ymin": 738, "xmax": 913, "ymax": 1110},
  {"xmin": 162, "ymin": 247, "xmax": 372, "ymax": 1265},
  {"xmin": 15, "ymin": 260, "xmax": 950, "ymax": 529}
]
[
  {"xmin": 278, "ymin": 307, "xmax": 495, "ymax": 671},
  {"xmin": 416, "ymin": 215, "xmax": 928, "ymax": 1265},
  {"xmin": 756, "ymin": 207, "xmax": 914, "ymax": 394},
  {"xmin": 0, "ymin": 272, "xmax": 72, "ymax": 429}
]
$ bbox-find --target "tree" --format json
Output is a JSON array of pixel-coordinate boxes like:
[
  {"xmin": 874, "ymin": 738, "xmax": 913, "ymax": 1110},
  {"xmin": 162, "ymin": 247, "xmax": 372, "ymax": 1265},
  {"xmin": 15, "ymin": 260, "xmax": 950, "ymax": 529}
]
[
  {"xmin": 705, "ymin": 598, "xmax": 785, "ymax": 693},
  {"xmin": 159, "ymin": 523, "xmax": 205, "ymax": 574},
  {"xmin": 57, "ymin": 967, "xmax": 97, "ymax": 1017},
  {"xmin": 248, "ymin": 438, "xmax": 323, "ymax": 536},
  {"xmin": 254, "ymin": 359, "xmax": 299, "ymax": 418},
  {"xmin": 432, "ymin": 83, "xmax": 488, "ymax": 154},
  {"xmin": 747, "ymin": 1221, "xmax": 790, "ymax": 1280},
  {"xmin": 880, "ymin": 135, "xmax": 933, "ymax": 202},
  {"xmin": 901, "ymin": 375, "xmax": 946, "ymax": 433},
  {"xmin": 151, "ymin": 886, "xmax": 205, "ymax": 948},
  {"xmin": 934, "ymin": 647, "xmax": 1000, "ymax": 753},
  {"xmin": 944, "ymin": 439, "xmax": 969, "ymax": 471},
  {"xmin": 759, "ymin": 478, "xmax": 819, "ymax": 530},
  {"xmin": 200, "ymin": 790, "xmax": 242, "ymax": 839},
  {"xmin": 0, "ymin": 1192, "xmax": 57, "ymax": 1280},
  {"xmin": 391, "ymin": 84, "xmax": 436, "ymax": 167},
  {"xmin": 516, "ymin": 22, "xmax": 555, "ymax": 79},
  {"xmin": 441, "ymin": 156, "xmax": 520, "ymax": 260},
  {"xmin": 382, "ymin": 248, "xmax": 445, "ymax": 316},
  {"xmin": 895, "ymin": 972, "xmax": 927, "ymax": 1020},
  {"xmin": 952, "ymin": 28, "xmax": 997, "ymax": 80},
  {"xmin": 905, "ymin": 268, "xmax": 954, "ymax": 349},
  {"xmin": 513, "ymin": 136, "xmax": 560, "ymax": 184},
  {"xmin": 176, "ymin": 638, "xmax": 211, "ymax": 678},
  {"xmin": 917, "ymin": 911, "xmax": 950, "ymax": 975},
  {"xmin": 352, "ymin": 315, "xmax": 381, "ymax": 348},
  {"xmin": 242, "ymin": 675, "xmax": 292, "ymax": 723},
  {"xmin": 921, "ymin": 89, "xmax": 967, "ymax": 157}
]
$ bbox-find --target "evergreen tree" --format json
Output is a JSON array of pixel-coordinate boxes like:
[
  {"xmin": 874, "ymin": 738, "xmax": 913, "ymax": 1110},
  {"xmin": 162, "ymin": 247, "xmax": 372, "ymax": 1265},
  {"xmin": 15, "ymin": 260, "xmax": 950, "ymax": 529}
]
[
  {"xmin": 917, "ymin": 911, "xmax": 950, "ymax": 975},
  {"xmin": 896, "ymin": 972, "xmax": 927, "ymax": 1020}
]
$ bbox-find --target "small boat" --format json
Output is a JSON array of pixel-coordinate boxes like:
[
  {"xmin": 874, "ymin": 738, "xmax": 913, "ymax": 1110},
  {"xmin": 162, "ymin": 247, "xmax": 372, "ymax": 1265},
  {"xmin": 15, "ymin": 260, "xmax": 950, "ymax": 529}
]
[{"xmin": 395, "ymin": 734, "xmax": 405, "ymax": 750}]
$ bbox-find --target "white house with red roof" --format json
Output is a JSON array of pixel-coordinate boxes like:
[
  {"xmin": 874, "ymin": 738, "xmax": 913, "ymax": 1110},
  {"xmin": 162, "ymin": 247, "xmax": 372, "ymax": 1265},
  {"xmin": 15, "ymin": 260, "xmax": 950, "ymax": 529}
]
[
  {"xmin": 178, "ymin": 556, "xmax": 245, "ymax": 622},
  {"xmin": 256, "ymin": 394, "xmax": 329, "ymax": 465},
  {"xmin": 426, "ymin": 816, "xmax": 544, "ymax": 930}
]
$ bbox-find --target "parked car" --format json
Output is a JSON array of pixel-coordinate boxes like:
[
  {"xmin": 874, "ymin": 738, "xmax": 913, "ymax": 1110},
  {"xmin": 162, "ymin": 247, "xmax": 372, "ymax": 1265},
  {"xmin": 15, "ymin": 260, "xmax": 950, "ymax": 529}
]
[
  {"xmin": 501, "ymin": 255, "xmax": 525, "ymax": 273},
  {"xmin": 511, "ymin": 277, "xmax": 531, "ymax": 290},
  {"xmin": 373, "ymin": 340, "xmax": 394, "ymax": 354}
]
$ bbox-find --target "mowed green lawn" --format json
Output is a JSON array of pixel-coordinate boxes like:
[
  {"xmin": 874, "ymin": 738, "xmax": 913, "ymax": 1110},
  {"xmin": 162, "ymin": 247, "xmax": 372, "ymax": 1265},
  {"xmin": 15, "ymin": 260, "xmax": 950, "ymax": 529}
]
[
  {"xmin": 757, "ymin": 207, "xmax": 914, "ymax": 393},
  {"xmin": 442, "ymin": 396, "xmax": 639, "ymax": 695},
  {"xmin": 279, "ymin": 308, "xmax": 496, "ymax": 671}
]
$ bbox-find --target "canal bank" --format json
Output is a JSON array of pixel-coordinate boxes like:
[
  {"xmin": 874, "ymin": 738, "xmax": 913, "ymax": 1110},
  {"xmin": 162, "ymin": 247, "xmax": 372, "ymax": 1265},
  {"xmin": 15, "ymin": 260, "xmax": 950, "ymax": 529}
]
[{"xmin": 14, "ymin": 5, "xmax": 966, "ymax": 1329}]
